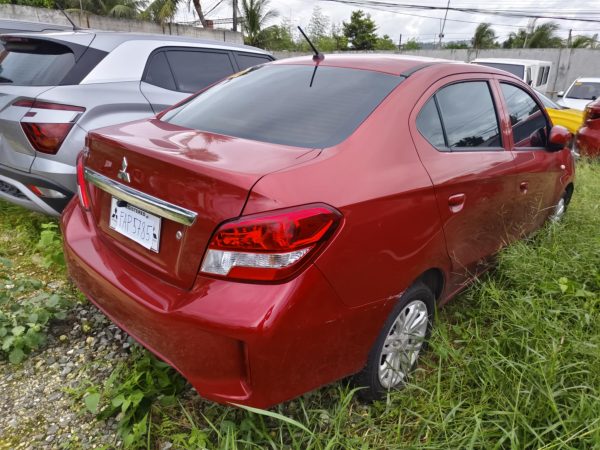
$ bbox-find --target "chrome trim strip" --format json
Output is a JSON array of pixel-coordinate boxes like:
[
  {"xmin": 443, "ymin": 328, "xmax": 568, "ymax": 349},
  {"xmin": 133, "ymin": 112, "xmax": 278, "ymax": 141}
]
[{"xmin": 84, "ymin": 168, "xmax": 197, "ymax": 226}]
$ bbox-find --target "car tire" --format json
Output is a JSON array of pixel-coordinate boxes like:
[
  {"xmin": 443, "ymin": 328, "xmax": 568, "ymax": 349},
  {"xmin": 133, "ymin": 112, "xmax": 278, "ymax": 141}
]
[
  {"xmin": 353, "ymin": 282, "xmax": 435, "ymax": 402},
  {"xmin": 549, "ymin": 189, "xmax": 572, "ymax": 223}
]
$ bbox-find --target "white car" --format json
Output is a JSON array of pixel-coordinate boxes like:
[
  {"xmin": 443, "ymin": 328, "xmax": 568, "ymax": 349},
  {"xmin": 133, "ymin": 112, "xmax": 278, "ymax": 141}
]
[
  {"xmin": 557, "ymin": 77, "xmax": 600, "ymax": 111},
  {"xmin": 471, "ymin": 58, "xmax": 552, "ymax": 93}
]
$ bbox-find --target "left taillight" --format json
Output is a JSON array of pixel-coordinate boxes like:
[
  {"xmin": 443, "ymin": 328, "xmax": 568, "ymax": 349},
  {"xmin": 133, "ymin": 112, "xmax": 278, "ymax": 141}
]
[
  {"xmin": 200, "ymin": 204, "xmax": 342, "ymax": 282},
  {"xmin": 13, "ymin": 99, "xmax": 85, "ymax": 155},
  {"xmin": 76, "ymin": 151, "xmax": 90, "ymax": 210}
]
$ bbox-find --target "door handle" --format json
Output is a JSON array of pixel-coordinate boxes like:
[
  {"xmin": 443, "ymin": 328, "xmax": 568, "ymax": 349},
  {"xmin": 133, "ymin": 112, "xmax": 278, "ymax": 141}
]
[
  {"xmin": 448, "ymin": 193, "xmax": 466, "ymax": 213},
  {"xmin": 520, "ymin": 181, "xmax": 529, "ymax": 194}
]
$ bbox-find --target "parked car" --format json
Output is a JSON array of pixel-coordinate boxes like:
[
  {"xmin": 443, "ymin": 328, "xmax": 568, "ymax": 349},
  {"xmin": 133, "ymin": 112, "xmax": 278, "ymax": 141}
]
[
  {"xmin": 557, "ymin": 77, "xmax": 600, "ymax": 111},
  {"xmin": 575, "ymin": 98, "xmax": 600, "ymax": 157},
  {"xmin": 535, "ymin": 90, "xmax": 584, "ymax": 134},
  {"xmin": 62, "ymin": 55, "xmax": 575, "ymax": 408},
  {"xmin": 0, "ymin": 30, "xmax": 273, "ymax": 215},
  {"xmin": 472, "ymin": 58, "xmax": 552, "ymax": 93}
]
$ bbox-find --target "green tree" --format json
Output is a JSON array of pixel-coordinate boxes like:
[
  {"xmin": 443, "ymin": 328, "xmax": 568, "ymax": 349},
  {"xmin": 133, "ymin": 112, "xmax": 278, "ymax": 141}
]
[
  {"xmin": 527, "ymin": 22, "xmax": 563, "ymax": 48},
  {"xmin": 403, "ymin": 38, "xmax": 421, "ymax": 50},
  {"xmin": 258, "ymin": 24, "xmax": 295, "ymax": 51},
  {"xmin": 239, "ymin": 0, "xmax": 279, "ymax": 47},
  {"xmin": 374, "ymin": 34, "xmax": 397, "ymax": 50},
  {"xmin": 472, "ymin": 23, "xmax": 496, "ymax": 49},
  {"xmin": 570, "ymin": 34, "xmax": 598, "ymax": 48},
  {"xmin": 445, "ymin": 41, "xmax": 469, "ymax": 49},
  {"xmin": 503, "ymin": 29, "xmax": 528, "ymax": 48},
  {"xmin": 342, "ymin": 10, "xmax": 378, "ymax": 50},
  {"xmin": 503, "ymin": 22, "xmax": 563, "ymax": 48}
]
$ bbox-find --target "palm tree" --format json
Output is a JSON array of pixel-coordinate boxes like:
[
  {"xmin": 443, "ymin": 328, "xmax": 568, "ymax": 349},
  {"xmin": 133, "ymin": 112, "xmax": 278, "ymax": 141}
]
[
  {"xmin": 239, "ymin": 0, "xmax": 279, "ymax": 47},
  {"xmin": 66, "ymin": 0, "xmax": 144, "ymax": 19},
  {"xmin": 472, "ymin": 23, "xmax": 496, "ymax": 49},
  {"xmin": 571, "ymin": 34, "xmax": 599, "ymax": 49},
  {"xmin": 527, "ymin": 22, "xmax": 563, "ymax": 48}
]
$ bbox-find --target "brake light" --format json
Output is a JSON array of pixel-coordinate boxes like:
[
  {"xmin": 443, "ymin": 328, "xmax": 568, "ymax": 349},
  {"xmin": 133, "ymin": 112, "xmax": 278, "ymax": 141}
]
[
  {"xmin": 14, "ymin": 99, "xmax": 85, "ymax": 154},
  {"xmin": 200, "ymin": 204, "xmax": 342, "ymax": 281},
  {"xmin": 584, "ymin": 104, "xmax": 600, "ymax": 127},
  {"xmin": 76, "ymin": 152, "xmax": 90, "ymax": 210}
]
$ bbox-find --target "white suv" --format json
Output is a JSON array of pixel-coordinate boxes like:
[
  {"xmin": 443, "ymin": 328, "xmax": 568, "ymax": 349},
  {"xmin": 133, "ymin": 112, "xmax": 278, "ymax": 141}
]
[
  {"xmin": 0, "ymin": 30, "xmax": 272, "ymax": 215},
  {"xmin": 557, "ymin": 77, "xmax": 600, "ymax": 111}
]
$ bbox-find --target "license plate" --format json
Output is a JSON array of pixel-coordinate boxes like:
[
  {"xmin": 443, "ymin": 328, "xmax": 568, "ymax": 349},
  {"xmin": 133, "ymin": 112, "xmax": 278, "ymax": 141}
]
[{"xmin": 109, "ymin": 197, "xmax": 161, "ymax": 253}]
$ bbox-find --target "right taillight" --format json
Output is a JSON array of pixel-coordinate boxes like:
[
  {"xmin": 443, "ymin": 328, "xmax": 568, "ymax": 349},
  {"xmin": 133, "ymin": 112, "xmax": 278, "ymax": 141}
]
[
  {"xmin": 76, "ymin": 151, "xmax": 90, "ymax": 210},
  {"xmin": 14, "ymin": 99, "xmax": 85, "ymax": 155},
  {"xmin": 200, "ymin": 204, "xmax": 342, "ymax": 282}
]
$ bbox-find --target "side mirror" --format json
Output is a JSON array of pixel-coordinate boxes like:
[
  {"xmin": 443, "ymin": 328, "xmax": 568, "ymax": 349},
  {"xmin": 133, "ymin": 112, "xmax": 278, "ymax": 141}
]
[
  {"xmin": 557, "ymin": 91, "xmax": 564, "ymax": 98},
  {"xmin": 548, "ymin": 125, "xmax": 572, "ymax": 151}
]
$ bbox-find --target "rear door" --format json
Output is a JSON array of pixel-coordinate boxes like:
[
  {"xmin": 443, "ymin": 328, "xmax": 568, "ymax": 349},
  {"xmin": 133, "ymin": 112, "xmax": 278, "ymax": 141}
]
[
  {"xmin": 496, "ymin": 79, "xmax": 565, "ymax": 235},
  {"xmin": 410, "ymin": 74, "xmax": 517, "ymax": 287},
  {"xmin": 140, "ymin": 47, "xmax": 237, "ymax": 113}
]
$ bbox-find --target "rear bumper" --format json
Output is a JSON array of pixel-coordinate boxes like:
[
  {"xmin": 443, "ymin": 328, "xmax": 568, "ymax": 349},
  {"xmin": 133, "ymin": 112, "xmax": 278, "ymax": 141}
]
[
  {"xmin": 62, "ymin": 200, "xmax": 391, "ymax": 407},
  {"xmin": 0, "ymin": 164, "xmax": 73, "ymax": 215},
  {"xmin": 576, "ymin": 127, "xmax": 600, "ymax": 157}
]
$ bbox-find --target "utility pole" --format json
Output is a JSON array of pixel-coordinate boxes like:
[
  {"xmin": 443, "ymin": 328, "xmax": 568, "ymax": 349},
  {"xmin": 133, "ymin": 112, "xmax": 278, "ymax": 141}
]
[
  {"xmin": 438, "ymin": 0, "xmax": 450, "ymax": 49},
  {"xmin": 398, "ymin": 33, "xmax": 402, "ymax": 50},
  {"xmin": 232, "ymin": 0, "xmax": 238, "ymax": 32},
  {"xmin": 567, "ymin": 29, "xmax": 572, "ymax": 48}
]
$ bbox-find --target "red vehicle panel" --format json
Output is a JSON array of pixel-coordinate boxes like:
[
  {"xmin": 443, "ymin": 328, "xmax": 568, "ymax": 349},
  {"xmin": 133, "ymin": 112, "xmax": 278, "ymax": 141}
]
[
  {"xmin": 576, "ymin": 98, "xmax": 600, "ymax": 157},
  {"xmin": 62, "ymin": 56, "xmax": 575, "ymax": 407}
]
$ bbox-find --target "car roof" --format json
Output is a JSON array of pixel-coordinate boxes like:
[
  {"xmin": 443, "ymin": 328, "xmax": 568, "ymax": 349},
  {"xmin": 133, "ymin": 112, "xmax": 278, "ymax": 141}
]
[
  {"xmin": 472, "ymin": 58, "xmax": 552, "ymax": 66},
  {"xmin": 271, "ymin": 54, "xmax": 515, "ymax": 77},
  {"xmin": 2, "ymin": 29, "xmax": 270, "ymax": 55}
]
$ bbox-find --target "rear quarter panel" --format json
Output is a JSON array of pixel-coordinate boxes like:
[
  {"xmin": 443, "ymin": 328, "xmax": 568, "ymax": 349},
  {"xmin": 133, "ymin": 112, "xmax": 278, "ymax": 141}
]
[{"xmin": 244, "ymin": 74, "xmax": 451, "ymax": 309}]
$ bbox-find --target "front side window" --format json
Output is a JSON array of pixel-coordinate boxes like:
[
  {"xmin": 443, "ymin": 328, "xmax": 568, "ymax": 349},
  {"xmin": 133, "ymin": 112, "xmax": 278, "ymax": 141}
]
[
  {"xmin": 435, "ymin": 81, "xmax": 502, "ymax": 149},
  {"xmin": 161, "ymin": 65, "xmax": 402, "ymax": 148},
  {"xmin": 566, "ymin": 81, "xmax": 600, "ymax": 100},
  {"xmin": 500, "ymin": 83, "xmax": 549, "ymax": 148}
]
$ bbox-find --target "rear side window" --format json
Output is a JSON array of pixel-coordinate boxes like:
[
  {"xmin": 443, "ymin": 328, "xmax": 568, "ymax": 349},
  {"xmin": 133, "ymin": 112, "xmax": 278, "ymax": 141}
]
[
  {"xmin": 500, "ymin": 83, "xmax": 548, "ymax": 148},
  {"xmin": 416, "ymin": 98, "xmax": 445, "ymax": 148},
  {"xmin": 235, "ymin": 52, "xmax": 273, "ymax": 70},
  {"xmin": 161, "ymin": 65, "xmax": 402, "ymax": 148},
  {"xmin": 144, "ymin": 51, "xmax": 176, "ymax": 91},
  {"xmin": 165, "ymin": 50, "xmax": 235, "ymax": 93},
  {"xmin": 435, "ymin": 81, "xmax": 502, "ymax": 149},
  {"xmin": 0, "ymin": 40, "xmax": 75, "ymax": 86}
]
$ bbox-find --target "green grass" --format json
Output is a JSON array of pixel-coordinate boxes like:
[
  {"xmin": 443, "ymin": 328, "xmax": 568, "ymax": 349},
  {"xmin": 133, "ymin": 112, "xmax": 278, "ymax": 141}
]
[{"xmin": 2, "ymin": 161, "xmax": 599, "ymax": 449}]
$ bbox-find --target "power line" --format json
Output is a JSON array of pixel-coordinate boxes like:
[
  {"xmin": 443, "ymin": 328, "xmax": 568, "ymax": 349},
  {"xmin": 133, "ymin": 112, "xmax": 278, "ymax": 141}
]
[{"xmin": 320, "ymin": 0, "xmax": 600, "ymax": 24}]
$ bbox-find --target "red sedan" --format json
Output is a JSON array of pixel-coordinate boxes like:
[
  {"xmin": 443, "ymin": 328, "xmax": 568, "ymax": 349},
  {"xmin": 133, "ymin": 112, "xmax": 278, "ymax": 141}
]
[
  {"xmin": 62, "ymin": 55, "xmax": 575, "ymax": 408},
  {"xmin": 576, "ymin": 98, "xmax": 600, "ymax": 157}
]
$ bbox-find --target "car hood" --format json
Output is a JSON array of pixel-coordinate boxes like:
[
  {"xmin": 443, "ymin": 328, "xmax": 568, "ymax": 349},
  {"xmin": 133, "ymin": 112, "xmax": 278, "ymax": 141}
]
[{"xmin": 557, "ymin": 97, "xmax": 594, "ymax": 111}]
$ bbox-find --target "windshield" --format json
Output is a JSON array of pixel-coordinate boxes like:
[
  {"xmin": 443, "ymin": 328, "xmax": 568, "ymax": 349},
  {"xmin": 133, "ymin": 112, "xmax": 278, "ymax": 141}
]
[
  {"xmin": 566, "ymin": 81, "xmax": 600, "ymax": 100},
  {"xmin": 161, "ymin": 64, "xmax": 403, "ymax": 148},
  {"xmin": 0, "ymin": 40, "xmax": 75, "ymax": 86},
  {"xmin": 475, "ymin": 62, "xmax": 525, "ymax": 79}
]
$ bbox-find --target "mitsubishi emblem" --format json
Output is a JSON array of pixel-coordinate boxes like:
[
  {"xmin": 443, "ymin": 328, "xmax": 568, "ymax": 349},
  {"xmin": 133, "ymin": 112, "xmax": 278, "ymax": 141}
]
[{"xmin": 117, "ymin": 156, "xmax": 131, "ymax": 183}]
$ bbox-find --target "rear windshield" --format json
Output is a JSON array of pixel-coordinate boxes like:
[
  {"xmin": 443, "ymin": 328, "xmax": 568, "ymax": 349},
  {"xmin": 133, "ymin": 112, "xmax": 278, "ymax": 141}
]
[
  {"xmin": 566, "ymin": 81, "xmax": 600, "ymax": 100},
  {"xmin": 475, "ymin": 62, "xmax": 525, "ymax": 79},
  {"xmin": 161, "ymin": 65, "xmax": 403, "ymax": 148},
  {"xmin": 0, "ymin": 40, "xmax": 75, "ymax": 86}
]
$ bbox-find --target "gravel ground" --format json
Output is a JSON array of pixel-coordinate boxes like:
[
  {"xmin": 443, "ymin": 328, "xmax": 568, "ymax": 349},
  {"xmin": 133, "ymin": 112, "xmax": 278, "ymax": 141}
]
[{"xmin": 0, "ymin": 299, "xmax": 130, "ymax": 449}]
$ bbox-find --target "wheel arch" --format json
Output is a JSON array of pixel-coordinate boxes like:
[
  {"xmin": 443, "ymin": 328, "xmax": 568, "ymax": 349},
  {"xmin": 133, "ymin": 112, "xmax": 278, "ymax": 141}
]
[{"xmin": 414, "ymin": 268, "xmax": 445, "ymax": 302}]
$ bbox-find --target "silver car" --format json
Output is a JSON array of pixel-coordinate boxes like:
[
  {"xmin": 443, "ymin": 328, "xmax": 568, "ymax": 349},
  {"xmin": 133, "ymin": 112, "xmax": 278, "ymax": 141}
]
[{"xmin": 0, "ymin": 30, "xmax": 273, "ymax": 215}]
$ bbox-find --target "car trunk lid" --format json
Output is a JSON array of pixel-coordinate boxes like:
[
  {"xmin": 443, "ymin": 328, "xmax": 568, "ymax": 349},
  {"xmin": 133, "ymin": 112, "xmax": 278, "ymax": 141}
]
[{"xmin": 84, "ymin": 119, "xmax": 319, "ymax": 289}]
